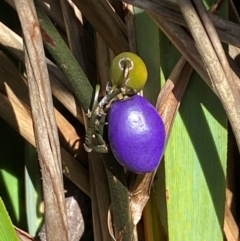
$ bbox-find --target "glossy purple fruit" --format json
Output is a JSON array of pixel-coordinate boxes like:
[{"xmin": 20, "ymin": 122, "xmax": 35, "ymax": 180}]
[{"xmin": 108, "ymin": 95, "xmax": 166, "ymax": 174}]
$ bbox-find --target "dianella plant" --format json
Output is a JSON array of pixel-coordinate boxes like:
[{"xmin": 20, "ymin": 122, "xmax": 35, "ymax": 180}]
[{"xmin": 0, "ymin": 0, "xmax": 239, "ymax": 241}]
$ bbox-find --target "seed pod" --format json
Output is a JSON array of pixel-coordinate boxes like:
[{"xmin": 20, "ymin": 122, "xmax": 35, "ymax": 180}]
[
  {"xmin": 108, "ymin": 95, "xmax": 166, "ymax": 174},
  {"xmin": 110, "ymin": 52, "xmax": 148, "ymax": 93}
]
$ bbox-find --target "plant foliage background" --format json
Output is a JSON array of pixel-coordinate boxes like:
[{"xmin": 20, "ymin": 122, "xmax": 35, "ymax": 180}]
[{"xmin": 0, "ymin": 0, "xmax": 240, "ymax": 241}]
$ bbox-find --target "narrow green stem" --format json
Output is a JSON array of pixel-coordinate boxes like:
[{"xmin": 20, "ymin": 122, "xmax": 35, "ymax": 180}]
[
  {"xmin": 35, "ymin": 3, "xmax": 93, "ymax": 112},
  {"xmin": 84, "ymin": 86, "xmax": 121, "ymax": 153},
  {"xmin": 103, "ymin": 153, "xmax": 133, "ymax": 241}
]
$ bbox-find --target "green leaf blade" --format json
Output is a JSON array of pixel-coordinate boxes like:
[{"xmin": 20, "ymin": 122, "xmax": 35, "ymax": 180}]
[
  {"xmin": 0, "ymin": 198, "xmax": 19, "ymax": 241},
  {"xmin": 156, "ymin": 74, "xmax": 227, "ymax": 240}
]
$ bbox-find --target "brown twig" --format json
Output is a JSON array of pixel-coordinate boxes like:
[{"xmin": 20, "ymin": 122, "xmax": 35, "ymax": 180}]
[
  {"xmin": 120, "ymin": 0, "xmax": 240, "ymax": 48},
  {"xmin": 177, "ymin": 0, "xmax": 240, "ymax": 152},
  {"xmin": 13, "ymin": 1, "xmax": 68, "ymax": 240},
  {"xmin": 15, "ymin": 227, "xmax": 35, "ymax": 241}
]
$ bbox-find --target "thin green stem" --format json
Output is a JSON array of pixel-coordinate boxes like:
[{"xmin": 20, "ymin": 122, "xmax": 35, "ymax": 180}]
[
  {"xmin": 84, "ymin": 86, "xmax": 121, "ymax": 153},
  {"xmin": 103, "ymin": 152, "xmax": 133, "ymax": 241},
  {"xmin": 35, "ymin": 3, "xmax": 93, "ymax": 112}
]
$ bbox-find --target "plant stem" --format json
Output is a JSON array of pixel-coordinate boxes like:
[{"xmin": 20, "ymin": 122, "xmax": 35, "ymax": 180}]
[
  {"xmin": 35, "ymin": 3, "xmax": 93, "ymax": 112},
  {"xmin": 103, "ymin": 152, "xmax": 133, "ymax": 241}
]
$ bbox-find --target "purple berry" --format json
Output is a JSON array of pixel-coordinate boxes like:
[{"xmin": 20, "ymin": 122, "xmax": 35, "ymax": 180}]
[{"xmin": 108, "ymin": 95, "xmax": 166, "ymax": 174}]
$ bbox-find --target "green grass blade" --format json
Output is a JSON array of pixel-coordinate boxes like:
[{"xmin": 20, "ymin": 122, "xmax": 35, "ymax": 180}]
[
  {"xmin": 135, "ymin": 4, "xmax": 228, "ymax": 240},
  {"xmin": 0, "ymin": 198, "xmax": 19, "ymax": 241},
  {"xmin": 157, "ymin": 72, "xmax": 227, "ymax": 240},
  {"xmin": 134, "ymin": 8, "xmax": 160, "ymax": 105},
  {"xmin": 24, "ymin": 142, "xmax": 43, "ymax": 236},
  {"xmin": 0, "ymin": 119, "xmax": 27, "ymax": 230},
  {"xmin": 155, "ymin": 1, "xmax": 228, "ymax": 239},
  {"xmin": 154, "ymin": 35, "xmax": 228, "ymax": 240},
  {"xmin": 165, "ymin": 74, "xmax": 226, "ymax": 238}
]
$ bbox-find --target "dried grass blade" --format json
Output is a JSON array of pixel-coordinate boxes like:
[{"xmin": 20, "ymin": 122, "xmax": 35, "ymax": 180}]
[
  {"xmin": 88, "ymin": 161, "xmax": 104, "ymax": 241},
  {"xmin": 13, "ymin": 1, "xmax": 68, "ymax": 239},
  {"xmin": 72, "ymin": 0, "xmax": 129, "ymax": 54},
  {"xmin": 146, "ymin": 12, "xmax": 240, "ymax": 98},
  {"xmin": 59, "ymin": 0, "xmax": 87, "ymax": 70},
  {"xmin": 0, "ymin": 50, "xmax": 90, "ymax": 196},
  {"xmin": 224, "ymin": 204, "xmax": 239, "ymax": 241},
  {"xmin": 177, "ymin": 0, "xmax": 240, "ymax": 152},
  {"xmin": 224, "ymin": 189, "xmax": 239, "ymax": 240},
  {"xmin": 124, "ymin": 3, "xmax": 138, "ymax": 53},
  {"xmin": 88, "ymin": 152, "xmax": 112, "ymax": 241},
  {"xmin": 37, "ymin": 0, "xmax": 65, "ymax": 30},
  {"xmin": 95, "ymin": 32, "xmax": 111, "ymax": 95},
  {"xmin": 120, "ymin": 0, "xmax": 240, "ymax": 48},
  {"xmin": 0, "ymin": 87, "xmax": 90, "ymax": 204},
  {"xmin": 0, "ymin": 22, "xmax": 84, "ymax": 123},
  {"xmin": 15, "ymin": 226, "xmax": 35, "ymax": 241},
  {"xmin": 228, "ymin": 0, "xmax": 240, "ymax": 23},
  {"xmin": 156, "ymin": 57, "xmax": 192, "ymax": 135},
  {"xmin": 139, "ymin": 8, "xmax": 239, "ymax": 103},
  {"xmin": 150, "ymin": 13, "xmax": 210, "ymax": 86}
]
